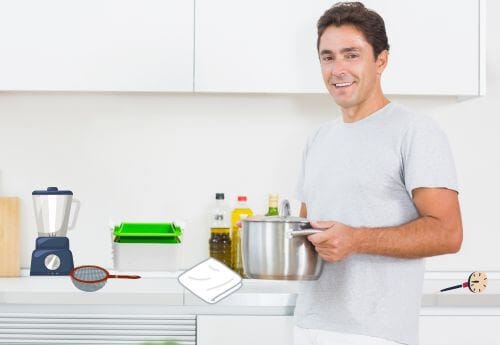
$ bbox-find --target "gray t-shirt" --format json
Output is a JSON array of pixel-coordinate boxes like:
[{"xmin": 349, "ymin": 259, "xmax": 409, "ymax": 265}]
[{"xmin": 294, "ymin": 102, "xmax": 458, "ymax": 345}]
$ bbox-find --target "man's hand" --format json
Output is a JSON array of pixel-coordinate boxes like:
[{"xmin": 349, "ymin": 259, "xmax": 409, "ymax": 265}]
[{"xmin": 307, "ymin": 221, "xmax": 358, "ymax": 262}]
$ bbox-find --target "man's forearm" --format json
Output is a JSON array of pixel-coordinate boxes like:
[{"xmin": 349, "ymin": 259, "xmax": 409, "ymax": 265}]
[{"xmin": 354, "ymin": 216, "xmax": 462, "ymax": 259}]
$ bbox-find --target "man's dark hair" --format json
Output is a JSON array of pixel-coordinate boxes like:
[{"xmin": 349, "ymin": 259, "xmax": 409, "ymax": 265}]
[{"xmin": 317, "ymin": 2, "xmax": 390, "ymax": 59}]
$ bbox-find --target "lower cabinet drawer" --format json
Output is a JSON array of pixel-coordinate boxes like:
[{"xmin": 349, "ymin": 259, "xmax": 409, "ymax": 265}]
[
  {"xmin": 197, "ymin": 314, "xmax": 500, "ymax": 345},
  {"xmin": 0, "ymin": 313, "xmax": 196, "ymax": 345},
  {"xmin": 197, "ymin": 315, "xmax": 293, "ymax": 345},
  {"xmin": 419, "ymin": 316, "xmax": 500, "ymax": 345}
]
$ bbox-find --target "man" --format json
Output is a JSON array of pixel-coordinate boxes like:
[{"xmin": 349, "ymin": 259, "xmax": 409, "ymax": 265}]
[{"xmin": 294, "ymin": 2, "xmax": 462, "ymax": 345}]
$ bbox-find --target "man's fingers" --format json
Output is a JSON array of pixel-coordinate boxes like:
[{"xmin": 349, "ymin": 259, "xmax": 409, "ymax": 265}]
[
  {"xmin": 310, "ymin": 221, "xmax": 335, "ymax": 229},
  {"xmin": 307, "ymin": 227, "xmax": 335, "ymax": 245}
]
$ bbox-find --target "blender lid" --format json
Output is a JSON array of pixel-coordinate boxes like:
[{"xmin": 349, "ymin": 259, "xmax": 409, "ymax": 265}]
[{"xmin": 32, "ymin": 187, "xmax": 73, "ymax": 195}]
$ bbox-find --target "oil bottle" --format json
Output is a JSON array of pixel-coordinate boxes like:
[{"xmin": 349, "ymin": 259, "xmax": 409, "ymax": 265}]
[
  {"xmin": 266, "ymin": 193, "xmax": 279, "ymax": 216},
  {"xmin": 209, "ymin": 193, "xmax": 232, "ymax": 267},
  {"xmin": 230, "ymin": 196, "xmax": 253, "ymax": 276}
]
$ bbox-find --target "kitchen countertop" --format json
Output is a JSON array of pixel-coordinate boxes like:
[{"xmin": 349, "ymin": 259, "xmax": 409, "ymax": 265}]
[{"xmin": 2, "ymin": 273, "xmax": 500, "ymax": 316}]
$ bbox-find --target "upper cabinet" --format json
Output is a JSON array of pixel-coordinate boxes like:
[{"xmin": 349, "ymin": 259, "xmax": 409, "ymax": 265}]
[
  {"xmin": 0, "ymin": 0, "xmax": 194, "ymax": 92},
  {"xmin": 0, "ymin": 0, "xmax": 485, "ymax": 95},
  {"xmin": 195, "ymin": 0, "xmax": 485, "ymax": 96}
]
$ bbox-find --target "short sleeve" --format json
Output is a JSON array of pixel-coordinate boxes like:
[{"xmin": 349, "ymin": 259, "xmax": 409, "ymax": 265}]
[{"xmin": 402, "ymin": 116, "xmax": 459, "ymax": 197}]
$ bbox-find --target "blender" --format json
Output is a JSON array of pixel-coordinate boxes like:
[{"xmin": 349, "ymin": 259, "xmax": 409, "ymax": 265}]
[{"xmin": 30, "ymin": 187, "xmax": 80, "ymax": 276}]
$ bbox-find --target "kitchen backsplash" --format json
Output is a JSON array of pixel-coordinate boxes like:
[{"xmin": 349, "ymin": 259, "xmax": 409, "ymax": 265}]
[{"xmin": 0, "ymin": 92, "xmax": 499, "ymax": 271}]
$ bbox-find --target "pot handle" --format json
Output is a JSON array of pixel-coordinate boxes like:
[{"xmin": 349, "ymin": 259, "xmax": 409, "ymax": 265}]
[
  {"xmin": 280, "ymin": 199, "xmax": 291, "ymax": 217},
  {"xmin": 289, "ymin": 229, "xmax": 323, "ymax": 236},
  {"xmin": 287, "ymin": 222, "xmax": 323, "ymax": 237}
]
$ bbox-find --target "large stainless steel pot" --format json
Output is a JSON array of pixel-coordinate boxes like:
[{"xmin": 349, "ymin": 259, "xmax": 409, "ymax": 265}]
[{"xmin": 241, "ymin": 200, "xmax": 323, "ymax": 280}]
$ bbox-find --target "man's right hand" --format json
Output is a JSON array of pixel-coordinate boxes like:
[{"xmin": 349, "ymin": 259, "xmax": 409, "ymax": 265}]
[{"xmin": 307, "ymin": 220, "xmax": 358, "ymax": 262}]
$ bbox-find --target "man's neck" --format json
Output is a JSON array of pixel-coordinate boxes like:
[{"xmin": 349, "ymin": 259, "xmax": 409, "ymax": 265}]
[{"xmin": 341, "ymin": 94, "xmax": 390, "ymax": 123}]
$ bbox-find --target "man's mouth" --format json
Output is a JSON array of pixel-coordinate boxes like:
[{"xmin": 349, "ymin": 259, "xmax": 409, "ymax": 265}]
[{"xmin": 332, "ymin": 81, "xmax": 354, "ymax": 88}]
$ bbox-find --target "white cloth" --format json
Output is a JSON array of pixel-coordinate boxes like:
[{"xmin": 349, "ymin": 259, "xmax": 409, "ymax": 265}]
[
  {"xmin": 178, "ymin": 257, "xmax": 242, "ymax": 304},
  {"xmin": 294, "ymin": 326, "xmax": 402, "ymax": 345}
]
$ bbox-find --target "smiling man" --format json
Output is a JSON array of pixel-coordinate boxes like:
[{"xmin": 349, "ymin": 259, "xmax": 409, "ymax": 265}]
[{"xmin": 294, "ymin": 2, "xmax": 462, "ymax": 345}]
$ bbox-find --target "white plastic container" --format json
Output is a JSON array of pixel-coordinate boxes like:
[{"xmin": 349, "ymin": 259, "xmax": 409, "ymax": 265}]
[{"xmin": 112, "ymin": 241, "xmax": 182, "ymax": 272}]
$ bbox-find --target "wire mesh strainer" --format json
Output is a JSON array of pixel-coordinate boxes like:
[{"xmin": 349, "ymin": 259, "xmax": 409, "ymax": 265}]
[{"xmin": 70, "ymin": 265, "xmax": 141, "ymax": 292}]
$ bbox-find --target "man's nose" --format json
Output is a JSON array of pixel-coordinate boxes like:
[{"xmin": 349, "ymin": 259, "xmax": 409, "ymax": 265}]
[
  {"xmin": 331, "ymin": 63, "xmax": 347, "ymax": 78},
  {"xmin": 330, "ymin": 61, "xmax": 347, "ymax": 78}
]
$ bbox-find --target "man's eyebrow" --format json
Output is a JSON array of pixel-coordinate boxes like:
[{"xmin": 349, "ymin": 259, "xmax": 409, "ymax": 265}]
[
  {"xmin": 340, "ymin": 47, "xmax": 360, "ymax": 53},
  {"xmin": 319, "ymin": 47, "xmax": 360, "ymax": 55}
]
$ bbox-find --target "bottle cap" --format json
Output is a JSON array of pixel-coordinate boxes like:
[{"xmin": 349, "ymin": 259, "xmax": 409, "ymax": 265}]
[
  {"xmin": 216, "ymin": 193, "xmax": 225, "ymax": 200},
  {"xmin": 268, "ymin": 193, "xmax": 278, "ymax": 207},
  {"xmin": 237, "ymin": 196, "xmax": 247, "ymax": 202}
]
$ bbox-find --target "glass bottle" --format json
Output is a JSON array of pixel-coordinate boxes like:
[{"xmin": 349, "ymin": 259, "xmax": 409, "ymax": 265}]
[
  {"xmin": 209, "ymin": 193, "xmax": 232, "ymax": 267},
  {"xmin": 266, "ymin": 193, "xmax": 279, "ymax": 216},
  {"xmin": 230, "ymin": 196, "xmax": 253, "ymax": 276}
]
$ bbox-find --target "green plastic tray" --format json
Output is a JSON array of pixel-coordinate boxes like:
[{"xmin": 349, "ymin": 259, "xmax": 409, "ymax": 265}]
[
  {"xmin": 113, "ymin": 223, "xmax": 182, "ymax": 238},
  {"xmin": 114, "ymin": 236, "xmax": 181, "ymax": 244}
]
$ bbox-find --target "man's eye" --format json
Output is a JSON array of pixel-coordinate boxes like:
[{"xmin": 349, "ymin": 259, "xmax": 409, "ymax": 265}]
[
  {"xmin": 346, "ymin": 54, "xmax": 359, "ymax": 59},
  {"xmin": 321, "ymin": 56, "xmax": 333, "ymax": 63}
]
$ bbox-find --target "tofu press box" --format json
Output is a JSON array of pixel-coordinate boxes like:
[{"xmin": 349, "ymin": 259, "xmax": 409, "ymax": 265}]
[{"xmin": 112, "ymin": 222, "xmax": 183, "ymax": 272}]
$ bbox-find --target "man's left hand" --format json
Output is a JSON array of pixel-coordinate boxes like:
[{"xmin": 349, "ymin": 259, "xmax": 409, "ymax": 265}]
[{"xmin": 307, "ymin": 221, "xmax": 358, "ymax": 262}]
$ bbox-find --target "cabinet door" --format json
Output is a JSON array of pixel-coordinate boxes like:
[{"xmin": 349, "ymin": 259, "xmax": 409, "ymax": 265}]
[
  {"xmin": 195, "ymin": 0, "xmax": 481, "ymax": 96},
  {"xmin": 420, "ymin": 316, "xmax": 500, "ymax": 345},
  {"xmin": 0, "ymin": 0, "xmax": 194, "ymax": 91},
  {"xmin": 367, "ymin": 0, "xmax": 480, "ymax": 96},
  {"xmin": 197, "ymin": 315, "xmax": 293, "ymax": 345},
  {"xmin": 195, "ymin": 0, "xmax": 324, "ymax": 93}
]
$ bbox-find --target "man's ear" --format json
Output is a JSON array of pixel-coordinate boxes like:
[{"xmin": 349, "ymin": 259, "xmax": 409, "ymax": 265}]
[{"xmin": 376, "ymin": 50, "xmax": 389, "ymax": 74}]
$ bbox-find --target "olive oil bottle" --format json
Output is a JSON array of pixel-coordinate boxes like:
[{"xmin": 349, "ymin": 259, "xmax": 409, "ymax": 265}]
[{"xmin": 209, "ymin": 193, "xmax": 231, "ymax": 267}]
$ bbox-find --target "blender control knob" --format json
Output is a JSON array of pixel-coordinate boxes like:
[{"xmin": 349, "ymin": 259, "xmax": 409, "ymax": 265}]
[{"xmin": 45, "ymin": 254, "xmax": 61, "ymax": 271}]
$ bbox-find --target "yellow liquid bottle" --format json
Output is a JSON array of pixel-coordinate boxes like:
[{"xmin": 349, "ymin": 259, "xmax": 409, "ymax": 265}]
[{"xmin": 231, "ymin": 196, "xmax": 253, "ymax": 276}]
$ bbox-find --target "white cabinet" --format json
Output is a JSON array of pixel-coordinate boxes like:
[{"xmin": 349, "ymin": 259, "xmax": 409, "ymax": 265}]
[
  {"xmin": 419, "ymin": 316, "xmax": 500, "ymax": 345},
  {"xmin": 0, "ymin": 0, "xmax": 194, "ymax": 91},
  {"xmin": 0, "ymin": 0, "xmax": 484, "ymax": 94},
  {"xmin": 197, "ymin": 315, "xmax": 293, "ymax": 345},
  {"xmin": 195, "ymin": 0, "xmax": 484, "ymax": 96},
  {"xmin": 197, "ymin": 314, "xmax": 500, "ymax": 345},
  {"xmin": 195, "ymin": 0, "xmax": 323, "ymax": 94}
]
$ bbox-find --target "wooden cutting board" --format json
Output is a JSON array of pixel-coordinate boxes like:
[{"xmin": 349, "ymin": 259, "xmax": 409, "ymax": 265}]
[{"xmin": 0, "ymin": 197, "xmax": 20, "ymax": 277}]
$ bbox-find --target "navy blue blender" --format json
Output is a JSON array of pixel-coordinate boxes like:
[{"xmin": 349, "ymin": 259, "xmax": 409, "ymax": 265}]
[{"xmin": 30, "ymin": 187, "xmax": 80, "ymax": 276}]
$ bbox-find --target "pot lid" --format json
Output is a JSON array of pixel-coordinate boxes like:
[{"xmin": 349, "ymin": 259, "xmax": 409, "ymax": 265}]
[
  {"xmin": 242, "ymin": 215, "xmax": 309, "ymax": 223},
  {"xmin": 32, "ymin": 187, "xmax": 73, "ymax": 195}
]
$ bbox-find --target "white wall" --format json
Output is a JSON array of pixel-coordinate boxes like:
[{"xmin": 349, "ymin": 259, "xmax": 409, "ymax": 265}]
[{"xmin": 1, "ymin": 1, "xmax": 498, "ymax": 272}]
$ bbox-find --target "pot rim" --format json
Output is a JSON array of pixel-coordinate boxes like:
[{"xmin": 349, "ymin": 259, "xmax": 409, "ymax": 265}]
[{"xmin": 241, "ymin": 215, "xmax": 309, "ymax": 224}]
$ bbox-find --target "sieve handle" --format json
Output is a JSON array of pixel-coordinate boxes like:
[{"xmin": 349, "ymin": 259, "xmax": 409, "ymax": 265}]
[{"xmin": 108, "ymin": 274, "xmax": 141, "ymax": 279}]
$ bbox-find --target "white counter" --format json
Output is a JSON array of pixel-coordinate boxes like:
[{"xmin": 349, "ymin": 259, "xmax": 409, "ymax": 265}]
[
  {"xmin": 1, "ymin": 275, "xmax": 500, "ymax": 316},
  {"xmin": 2, "ymin": 275, "xmax": 499, "ymax": 345}
]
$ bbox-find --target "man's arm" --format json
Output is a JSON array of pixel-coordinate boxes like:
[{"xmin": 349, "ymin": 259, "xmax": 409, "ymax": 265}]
[{"xmin": 307, "ymin": 187, "xmax": 463, "ymax": 261}]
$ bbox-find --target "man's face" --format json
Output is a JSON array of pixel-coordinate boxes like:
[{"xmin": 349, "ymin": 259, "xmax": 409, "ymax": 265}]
[{"xmin": 318, "ymin": 25, "xmax": 386, "ymax": 110}]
